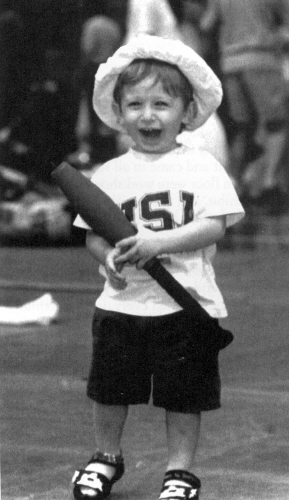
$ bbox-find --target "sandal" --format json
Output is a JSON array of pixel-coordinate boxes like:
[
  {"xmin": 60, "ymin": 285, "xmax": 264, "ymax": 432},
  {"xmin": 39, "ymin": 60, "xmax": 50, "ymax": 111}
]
[
  {"xmin": 72, "ymin": 451, "xmax": 124, "ymax": 500},
  {"xmin": 159, "ymin": 470, "xmax": 201, "ymax": 500}
]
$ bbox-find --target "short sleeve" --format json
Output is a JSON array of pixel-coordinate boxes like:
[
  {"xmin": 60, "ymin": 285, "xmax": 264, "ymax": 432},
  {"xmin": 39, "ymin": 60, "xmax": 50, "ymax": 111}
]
[{"xmin": 193, "ymin": 154, "xmax": 245, "ymax": 227}]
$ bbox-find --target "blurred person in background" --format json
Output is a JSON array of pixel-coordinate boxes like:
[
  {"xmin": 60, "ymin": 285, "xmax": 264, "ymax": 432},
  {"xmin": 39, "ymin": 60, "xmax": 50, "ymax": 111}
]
[
  {"xmin": 125, "ymin": 0, "xmax": 182, "ymax": 42},
  {"xmin": 81, "ymin": 0, "xmax": 128, "ymax": 39},
  {"xmin": 67, "ymin": 0, "xmax": 128, "ymax": 169},
  {"xmin": 125, "ymin": 0, "xmax": 206, "ymax": 49},
  {"xmin": 66, "ymin": 16, "xmax": 122, "ymax": 170},
  {"xmin": 201, "ymin": 0, "xmax": 289, "ymax": 213},
  {"xmin": 179, "ymin": 0, "xmax": 229, "ymax": 168},
  {"xmin": 180, "ymin": 0, "xmax": 208, "ymax": 55},
  {"xmin": 0, "ymin": 0, "xmax": 82, "ymax": 183}
]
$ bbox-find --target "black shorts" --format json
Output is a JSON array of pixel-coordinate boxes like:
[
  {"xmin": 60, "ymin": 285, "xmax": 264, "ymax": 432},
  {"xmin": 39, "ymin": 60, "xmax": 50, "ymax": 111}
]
[{"xmin": 87, "ymin": 307, "xmax": 221, "ymax": 413}]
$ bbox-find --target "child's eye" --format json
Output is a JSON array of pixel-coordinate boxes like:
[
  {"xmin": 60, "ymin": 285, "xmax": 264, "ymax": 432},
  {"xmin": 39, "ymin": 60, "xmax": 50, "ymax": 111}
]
[
  {"xmin": 155, "ymin": 101, "xmax": 169, "ymax": 107},
  {"xmin": 128, "ymin": 101, "xmax": 141, "ymax": 108}
]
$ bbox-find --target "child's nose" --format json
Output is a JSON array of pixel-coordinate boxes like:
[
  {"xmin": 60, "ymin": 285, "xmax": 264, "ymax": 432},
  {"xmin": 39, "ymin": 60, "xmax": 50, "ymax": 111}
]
[{"xmin": 141, "ymin": 104, "xmax": 155, "ymax": 121}]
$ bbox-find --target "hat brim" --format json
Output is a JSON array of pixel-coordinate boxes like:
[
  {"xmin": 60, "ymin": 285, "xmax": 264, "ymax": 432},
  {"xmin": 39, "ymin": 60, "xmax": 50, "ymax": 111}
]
[{"xmin": 93, "ymin": 35, "xmax": 223, "ymax": 132}]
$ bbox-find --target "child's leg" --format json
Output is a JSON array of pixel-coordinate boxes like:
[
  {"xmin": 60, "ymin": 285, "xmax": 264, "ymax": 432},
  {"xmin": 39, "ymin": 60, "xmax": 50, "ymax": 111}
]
[
  {"xmin": 165, "ymin": 411, "xmax": 201, "ymax": 472},
  {"xmin": 74, "ymin": 402, "xmax": 128, "ymax": 498},
  {"xmin": 156, "ymin": 411, "xmax": 202, "ymax": 500},
  {"xmin": 92, "ymin": 401, "xmax": 128, "ymax": 460},
  {"xmin": 151, "ymin": 312, "xmax": 221, "ymax": 499},
  {"xmin": 157, "ymin": 411, "xmax": 202, "ymax": 500},
  {"xmin": 87, "ymin": 401, "xmax": 127, "ymax": 480}
]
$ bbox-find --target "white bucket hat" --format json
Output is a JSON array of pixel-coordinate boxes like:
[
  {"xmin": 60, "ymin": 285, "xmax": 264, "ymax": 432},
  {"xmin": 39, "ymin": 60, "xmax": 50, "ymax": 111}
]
[{"xmin": 93, "ymin": 34, "xmax": 223, "ymax": 132}]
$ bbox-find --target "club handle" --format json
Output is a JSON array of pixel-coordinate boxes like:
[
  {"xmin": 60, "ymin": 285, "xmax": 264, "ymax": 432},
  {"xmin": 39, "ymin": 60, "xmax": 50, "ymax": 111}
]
[{"xmin": 143, "ymin": 257, "xmax": 205, "ymax": 314}]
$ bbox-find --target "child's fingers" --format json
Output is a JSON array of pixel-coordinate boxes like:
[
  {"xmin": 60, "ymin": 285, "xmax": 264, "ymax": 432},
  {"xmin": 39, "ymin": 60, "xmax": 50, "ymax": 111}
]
[
  {"xmin": 110, "ymin": 278, "xmax": 127, "ymax": 290},
  {"xmin": 106, "ymin": 258, "xmax": 124, "ymax": 278},
  {"xmin": 107, "ymin": 267, "xmax": 127, "ymax": 289},
  {"xmin": 115, "ymin": 247, "xmax": 137, "ymax": 264},
  {"xmin": 116, "ymin": 236, "xmax": 137, "ymax": 249}
]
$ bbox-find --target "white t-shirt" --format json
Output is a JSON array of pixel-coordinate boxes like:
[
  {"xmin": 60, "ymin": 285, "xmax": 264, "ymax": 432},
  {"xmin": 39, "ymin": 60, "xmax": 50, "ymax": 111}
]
[{"xmin": 74, "ymin": 145, "xmax": 244, "ymax": 317}]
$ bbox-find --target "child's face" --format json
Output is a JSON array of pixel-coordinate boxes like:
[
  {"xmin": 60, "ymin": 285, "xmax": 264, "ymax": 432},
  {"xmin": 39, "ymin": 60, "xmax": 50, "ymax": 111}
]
[{"xmin": 116, "ymin": 76, "xmax": 193, "ymax": 154}]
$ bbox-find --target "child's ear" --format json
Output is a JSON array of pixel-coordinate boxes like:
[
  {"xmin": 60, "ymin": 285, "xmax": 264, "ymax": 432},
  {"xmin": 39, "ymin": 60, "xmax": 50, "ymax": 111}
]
[
  {"xmin": 182, "ymin": 100, "xmax": 197, "ymax": 128},
  {"xmin": 112, "ymin": 102, "xmax": 127, "ymax": 133}
]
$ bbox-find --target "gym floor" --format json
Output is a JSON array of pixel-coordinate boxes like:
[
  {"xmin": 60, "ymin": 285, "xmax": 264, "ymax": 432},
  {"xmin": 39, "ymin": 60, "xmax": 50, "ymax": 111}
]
[{"xmin": 1, "ymin": 232, "xmax": 289, "ymax": 499}]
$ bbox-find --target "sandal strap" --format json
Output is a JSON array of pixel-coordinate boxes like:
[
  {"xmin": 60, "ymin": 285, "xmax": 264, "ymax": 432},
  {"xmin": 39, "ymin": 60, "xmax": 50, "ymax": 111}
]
[
  {"xmin": 88, "ymin": 451, "xmax": 125, "ymax": 483},
  {"xmin": 89, "ymin": 449, "xmax": 124, "ymax": 466},
  {"xmin": 160, "ymin": 470, "xmax": 201, "ymax": 500},
  {"xmin": 163, "ymin": 470, "xmax": 201, "ymax": 487}
]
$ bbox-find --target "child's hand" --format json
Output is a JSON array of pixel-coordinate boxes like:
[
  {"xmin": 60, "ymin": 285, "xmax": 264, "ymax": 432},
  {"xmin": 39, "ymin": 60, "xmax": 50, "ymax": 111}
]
[
  {"xmin": 115, "ymin": 225, "xmax": 159, "ymax": 270},
  {"xmin": 105, "ymin": 247, "xmax": 127, "ymax": 290}
]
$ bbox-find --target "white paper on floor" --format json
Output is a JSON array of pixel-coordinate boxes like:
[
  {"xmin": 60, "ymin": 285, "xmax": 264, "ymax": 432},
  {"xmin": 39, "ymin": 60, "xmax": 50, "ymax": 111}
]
[{"xmin": 0, "ymin": 293, "xmax": 59, "ymax": 325}]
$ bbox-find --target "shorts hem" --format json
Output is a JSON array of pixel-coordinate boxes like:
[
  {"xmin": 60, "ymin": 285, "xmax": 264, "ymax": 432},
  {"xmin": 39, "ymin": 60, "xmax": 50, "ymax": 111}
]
[
  {"xmin": 153, "ymin": 402, "xmax": 221, "ymax": 413},
  {"xmin": 87, "ymin": 392, "xmax": 150, "ymax": 406},
  {"xmin": 87, "ymin": 392, "xmax": 221, "ymax": 413}
]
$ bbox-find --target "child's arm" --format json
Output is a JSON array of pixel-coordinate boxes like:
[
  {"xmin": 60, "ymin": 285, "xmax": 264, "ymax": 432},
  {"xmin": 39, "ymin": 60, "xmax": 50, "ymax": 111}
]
[
  {"xmin": 86, "ymin": 230, "xmax": 127, "ymax": 289},
  {"xmin": 115, "ymin": 215, "xmax": 226, "ymax": 269}
]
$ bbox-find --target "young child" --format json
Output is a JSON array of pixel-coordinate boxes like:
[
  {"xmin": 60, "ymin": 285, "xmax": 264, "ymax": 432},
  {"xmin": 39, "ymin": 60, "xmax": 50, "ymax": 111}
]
[{"xmin": 72, "ymin": 35, "xmax": 244, "ymax": 500}]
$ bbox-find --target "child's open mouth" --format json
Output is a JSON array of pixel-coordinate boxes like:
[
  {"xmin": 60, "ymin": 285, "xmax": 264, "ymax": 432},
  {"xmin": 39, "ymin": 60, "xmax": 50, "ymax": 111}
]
[{"xmin": 139, "ymin": 128, "xmax": 162, "ymax": 139}]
